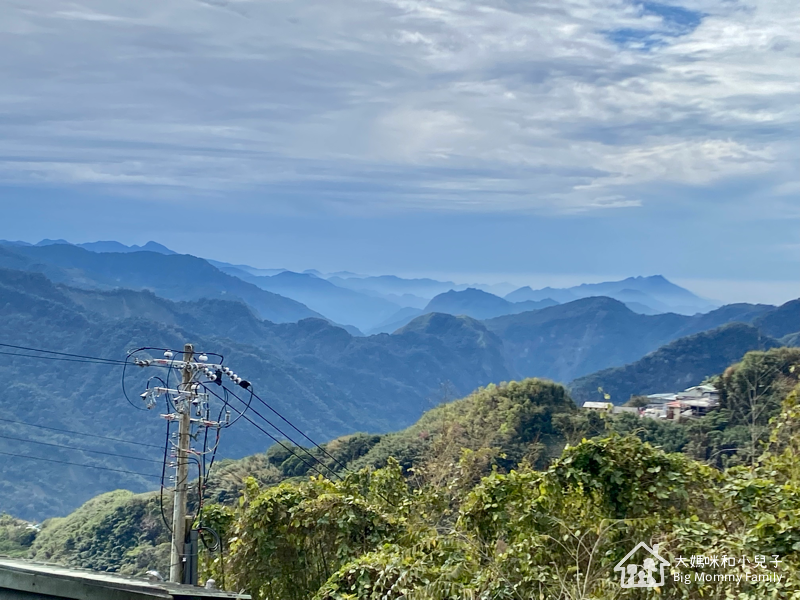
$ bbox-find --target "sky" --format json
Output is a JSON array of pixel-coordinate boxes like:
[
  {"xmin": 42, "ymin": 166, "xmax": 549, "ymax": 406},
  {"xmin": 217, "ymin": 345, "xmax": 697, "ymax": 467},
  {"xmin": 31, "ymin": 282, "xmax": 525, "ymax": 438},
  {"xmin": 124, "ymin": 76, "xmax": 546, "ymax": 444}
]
[{"xmin": 0, "ymin": 0, "xmax": 798, "ymax": 304}]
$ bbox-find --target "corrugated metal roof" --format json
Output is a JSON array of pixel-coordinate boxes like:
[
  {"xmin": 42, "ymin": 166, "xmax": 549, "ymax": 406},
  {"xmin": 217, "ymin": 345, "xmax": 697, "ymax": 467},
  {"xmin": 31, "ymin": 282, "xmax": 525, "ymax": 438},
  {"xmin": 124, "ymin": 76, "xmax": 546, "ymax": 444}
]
[
  {"xmin": 0, "ymin": 557, "xmax": 249, "ymax": 600},
  {"xmin": 582, "ymin": 401, "xmax": 612, "ymax": 409}
]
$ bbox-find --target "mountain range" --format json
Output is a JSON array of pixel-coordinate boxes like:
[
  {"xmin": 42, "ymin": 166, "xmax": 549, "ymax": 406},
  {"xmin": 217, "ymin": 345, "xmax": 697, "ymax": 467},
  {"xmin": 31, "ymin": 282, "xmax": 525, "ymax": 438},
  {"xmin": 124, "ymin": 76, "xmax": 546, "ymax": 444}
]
[
  {"xmin": 0, "ymin": 239, "xmax": 721, "ymax": 332},
  {"xmin": 0, "ymin": 267, "xmax": 514, "ymax": 519},
  {"xmin": 0, "ymin": 239, "xmax": 797, "ymax": 521}
]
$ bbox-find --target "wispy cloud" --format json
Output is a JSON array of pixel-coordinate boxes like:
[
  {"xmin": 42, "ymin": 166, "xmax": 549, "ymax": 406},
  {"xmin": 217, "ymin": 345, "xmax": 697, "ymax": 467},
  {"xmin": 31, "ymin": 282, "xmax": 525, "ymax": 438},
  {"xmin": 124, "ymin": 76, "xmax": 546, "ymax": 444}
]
[{"xmin": 0, "ymin": 0, "xmax": 796, "ymax": 214}]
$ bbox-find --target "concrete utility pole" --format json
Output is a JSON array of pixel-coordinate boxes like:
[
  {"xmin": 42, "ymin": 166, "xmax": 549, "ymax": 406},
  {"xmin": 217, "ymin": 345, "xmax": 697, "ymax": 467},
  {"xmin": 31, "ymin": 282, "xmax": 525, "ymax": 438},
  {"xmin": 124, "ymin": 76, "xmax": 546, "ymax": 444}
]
[
  {"xmin": 169, "ymin": 343, "xmax": 194, "ymax": 583},
  {"xmin": 133, "ymin": 342, "xmax": 227, "ymax": 586}
]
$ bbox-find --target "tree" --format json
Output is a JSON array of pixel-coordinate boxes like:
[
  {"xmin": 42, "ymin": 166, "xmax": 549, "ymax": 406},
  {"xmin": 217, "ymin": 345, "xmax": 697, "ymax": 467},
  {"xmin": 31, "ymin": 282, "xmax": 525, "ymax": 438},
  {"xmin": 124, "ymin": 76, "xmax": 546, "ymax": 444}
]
[{"xmin": 719, "ymin": 348, "xmax": 800, "ymax": 469}]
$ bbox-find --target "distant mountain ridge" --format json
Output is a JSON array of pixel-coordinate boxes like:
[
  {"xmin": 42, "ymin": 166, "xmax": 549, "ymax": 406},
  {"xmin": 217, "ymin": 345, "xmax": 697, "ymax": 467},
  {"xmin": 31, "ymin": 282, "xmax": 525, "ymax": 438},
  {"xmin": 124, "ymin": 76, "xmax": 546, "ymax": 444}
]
[
  {"xmin": 505, "ymin": 275, "xmax": 717, "ymax": 315},
  {"xmin": 0, "ymin": 239, "xmax": 176, "ymax": 255},
  {"xmin": 424, "ymin": 288, "xmax": 558, "ymax": 320},
  {"xmin": 0, "ymin": 243, "xmax": 321, "ymax": 324},
  {"xmin": 219, "ymin": 268, "xmax": 404, "ymax": 332},
  {"xmin": 481, "ymin": 296, "xmax": 784, "ymax": 382},
  {"xmin": 568, "ymin": 323, "xmax": 784, "ymax": 403}
]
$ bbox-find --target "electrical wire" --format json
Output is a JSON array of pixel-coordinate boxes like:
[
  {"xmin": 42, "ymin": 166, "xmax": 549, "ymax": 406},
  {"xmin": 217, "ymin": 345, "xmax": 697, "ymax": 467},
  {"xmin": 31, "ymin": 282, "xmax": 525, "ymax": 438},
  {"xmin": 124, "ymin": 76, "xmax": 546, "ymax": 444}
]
[
  {"xmin": 198, "ymin": 526, "xmax": 225, "ymax": 590},
  {"xmin": 204, "ymin": 385, "xmax": 332, "ymax": 477},
  {"xmin": 159, "ymin": 414, "xmax": 173, "ymax": 535},
  {"xmin": 126, "ymin": 346, "xmax": 225, "ymax": 364},
  {"xmin": 217, "ymin": 384, "xmax": 251, "ymax": 428},
  {"xmin": 121, "ymin": 352, "xmax": 151, "ymax": 411},
  {"xmin": 0, "ymin": 342, "xmax": 126, "ymax": 364},
  {"xmin": 221, "ymin": 383, "xmax": 345, "ymax": 479},
  {"xmin": 0, "ymin": 417, "xmax": 163, "ymax": 448},
  {"xmin": 247, "ymin": 387, "xmax": 350, "ymax": 473},
  {"xmin": 0, "ymin": 450, "xmax": 160, "ymax": 479},
  {"xmin": 206, "ymin": 386, "xmax": 330, "ymax": 479},
  {"xmin": 0, "ymin": 432, "xmax": 162, "ymax": 463},
  {"xmin": 0, "ymin": 350, "xmax": 123, "ymax": 366},
  {"xmin": 204, "ymin": 383, "xmax": 336, "ymax": 480}
]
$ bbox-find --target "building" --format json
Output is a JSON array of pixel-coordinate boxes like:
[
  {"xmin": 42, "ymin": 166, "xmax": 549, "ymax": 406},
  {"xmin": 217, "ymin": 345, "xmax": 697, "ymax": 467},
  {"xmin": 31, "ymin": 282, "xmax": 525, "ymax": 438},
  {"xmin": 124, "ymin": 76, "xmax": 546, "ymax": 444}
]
[
  {"xmin": 0, "ymin": 557, "xmax": 250, "ymax": 600},
  {"xmin": 643, "ymin": 384, "xmax": 720, "ymax": 421},
  {"xmin": 666, "ymin": 397, "xmax": 718, "ymax": 420},
  {"xmin": 582, "ymin": 401, "xmax": 613, "ymax": 412}
]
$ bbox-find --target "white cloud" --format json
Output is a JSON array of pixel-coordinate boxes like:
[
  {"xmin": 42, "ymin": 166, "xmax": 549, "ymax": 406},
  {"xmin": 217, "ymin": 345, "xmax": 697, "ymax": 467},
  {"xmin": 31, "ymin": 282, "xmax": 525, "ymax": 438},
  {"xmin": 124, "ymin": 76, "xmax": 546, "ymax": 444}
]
[{"xmin": 0, "ymin": 0, "xmax": 796, "ymax": 213}]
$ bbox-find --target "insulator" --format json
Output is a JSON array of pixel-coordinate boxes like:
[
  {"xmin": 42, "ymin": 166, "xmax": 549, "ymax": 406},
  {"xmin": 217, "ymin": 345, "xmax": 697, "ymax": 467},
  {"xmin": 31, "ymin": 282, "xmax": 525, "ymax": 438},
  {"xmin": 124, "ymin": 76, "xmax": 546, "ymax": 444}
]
[
  {"xmin": 225, "ymin": 411, "xmax": 231, "ymax": 425},
  {"xmin": 198, "ymin": 354, "xmax": 208, "ymax": 362},
  {"xmin": 164, "ymin": 351, "xmax": 173, "ymax": 358}
]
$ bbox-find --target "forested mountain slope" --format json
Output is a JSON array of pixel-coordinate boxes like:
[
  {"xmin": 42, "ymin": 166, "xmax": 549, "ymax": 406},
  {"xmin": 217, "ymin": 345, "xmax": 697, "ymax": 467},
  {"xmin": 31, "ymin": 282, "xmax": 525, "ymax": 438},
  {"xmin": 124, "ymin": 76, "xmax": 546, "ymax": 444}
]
[
  {"xmin": 1, "ymin": 260, "xmax": 796, "ymax": 520},
  {"xmin": 568, "ymin": 323, "xmax": 782, "ymax": 403},
  {"xmin": 0, "ymin": 269, "xmax": 514, "ymax": 519},
  {"xmin": 0, "ymin": 244, "xmax": 320, "ymax": 324},
  {"xmin": 482, "ymin": 296, "xmax": 785, "ymax": 381},
  {"xmin": 16, "ymin": 378, "xmax": 580, "ymax": 575}
]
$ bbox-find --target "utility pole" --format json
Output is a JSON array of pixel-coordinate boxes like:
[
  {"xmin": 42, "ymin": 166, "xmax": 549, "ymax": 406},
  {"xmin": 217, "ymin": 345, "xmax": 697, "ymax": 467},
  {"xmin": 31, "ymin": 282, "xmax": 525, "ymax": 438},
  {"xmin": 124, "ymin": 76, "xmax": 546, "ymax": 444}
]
[
  {"xmin": 133, "ymin": 343, "xmax": 229, "ymax": 586},
  {"xmin": 170, "ymin": 343, "xmax": 193, "ymax": 583}
]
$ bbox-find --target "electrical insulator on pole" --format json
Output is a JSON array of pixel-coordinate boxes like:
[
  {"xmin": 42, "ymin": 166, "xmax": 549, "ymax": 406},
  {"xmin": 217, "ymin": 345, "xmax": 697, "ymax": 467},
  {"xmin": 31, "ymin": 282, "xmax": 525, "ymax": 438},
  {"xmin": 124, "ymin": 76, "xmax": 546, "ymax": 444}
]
[{"xmin": 132, "ymin": 343, "xmax": 230, "ymax": 585}]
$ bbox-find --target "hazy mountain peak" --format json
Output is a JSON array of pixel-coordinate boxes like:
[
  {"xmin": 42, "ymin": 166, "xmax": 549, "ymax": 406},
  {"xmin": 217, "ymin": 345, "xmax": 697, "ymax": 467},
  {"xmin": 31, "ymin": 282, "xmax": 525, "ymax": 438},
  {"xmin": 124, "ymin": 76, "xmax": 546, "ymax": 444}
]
[
  {"xmin": 77, "ymin": 240, "xmax": 176, "ymax": 255},
  {"xmin": 35, "ymin": 238, "xmax": 72, "ymax": 246}
]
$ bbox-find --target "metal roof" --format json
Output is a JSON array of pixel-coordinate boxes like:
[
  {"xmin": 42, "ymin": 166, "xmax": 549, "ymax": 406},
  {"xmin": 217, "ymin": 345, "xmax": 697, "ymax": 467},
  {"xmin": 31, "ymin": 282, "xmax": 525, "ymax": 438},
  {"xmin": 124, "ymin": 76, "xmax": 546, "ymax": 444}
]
[
  {"xmin": 582, "ymin": 401, "xmax": 612, "ymax": 409},
  {"xmin": 0, "ymin": 557, "xmax": 249, "ymax": 600}
]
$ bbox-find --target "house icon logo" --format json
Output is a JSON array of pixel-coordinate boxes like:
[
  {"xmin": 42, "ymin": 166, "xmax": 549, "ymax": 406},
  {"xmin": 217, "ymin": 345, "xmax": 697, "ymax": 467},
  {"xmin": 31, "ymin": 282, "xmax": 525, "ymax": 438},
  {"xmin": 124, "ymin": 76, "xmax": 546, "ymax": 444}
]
[{"xmin": 614, "ymin": 542, "xmax": 670, "ymax": 588}]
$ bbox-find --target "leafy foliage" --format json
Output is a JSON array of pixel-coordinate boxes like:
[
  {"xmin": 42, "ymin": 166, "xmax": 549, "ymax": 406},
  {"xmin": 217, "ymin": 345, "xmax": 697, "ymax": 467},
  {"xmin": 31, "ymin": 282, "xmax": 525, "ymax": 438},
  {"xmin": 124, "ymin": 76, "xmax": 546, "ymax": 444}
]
[
  {"xmin": 6, "ymin": 368, "xmax": 800, "ymax": 599},
  {"xmin": 0, "ymin": 513, "xmax": 37, "ymax": 557},
  {"xmin": 213, "ymin": 431, "xmax": 800, "ymax": 600},
  {"xmin": 28, "ymin": 490, "xmax": 171, "ymax": 575}
]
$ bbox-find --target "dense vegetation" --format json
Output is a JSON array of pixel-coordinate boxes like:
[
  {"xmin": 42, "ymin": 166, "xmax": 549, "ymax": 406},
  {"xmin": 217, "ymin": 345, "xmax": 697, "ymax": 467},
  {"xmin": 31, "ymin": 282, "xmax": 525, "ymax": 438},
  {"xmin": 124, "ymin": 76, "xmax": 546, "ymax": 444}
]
[
  {"xmin": 0, "ymin": 514, "xmax": 36, "ymax": 557},
  {"xmin": 205, "ymin": 381, "xmax": 800, "ymax": 599},
  {"xmin": 6, "ymin": 350, "xmax": 800, "ymax": 600}
]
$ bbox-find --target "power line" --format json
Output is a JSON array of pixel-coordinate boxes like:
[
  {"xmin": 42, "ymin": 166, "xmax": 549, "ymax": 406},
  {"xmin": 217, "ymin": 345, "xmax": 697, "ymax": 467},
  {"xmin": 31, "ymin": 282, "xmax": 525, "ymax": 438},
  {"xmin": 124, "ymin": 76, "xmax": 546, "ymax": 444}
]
[
  {"xmin": 234, "ymin": 408, "xmax": 330, "ymax": 480},
  {"xmin": 0, "ymin": 450, "xmax": 160, "ymax": 479},
  {"xmin": 205, "ymin": 384, "xmax": 331, "ymax": 480},
  {"xmin": 0, "ymin": 350, "xmax": 123, "ymax": 366},
  {"xmin": 0, "ymin": 342, "xmax": 126, "ymax": 364},
  {"xmin": 0, "ymin": 417, "xmax": 163, "ymax": 449},
  {"xmin": 0, "ymin": 432, "xmax": 162, "ymax": 463},
  {"xmin": 214, "ymin": 383, "xmax": 340, "ymax": 480},
  {"xmin": 248, "ymin": 387, "xmax": 350, "ymax": 473}
]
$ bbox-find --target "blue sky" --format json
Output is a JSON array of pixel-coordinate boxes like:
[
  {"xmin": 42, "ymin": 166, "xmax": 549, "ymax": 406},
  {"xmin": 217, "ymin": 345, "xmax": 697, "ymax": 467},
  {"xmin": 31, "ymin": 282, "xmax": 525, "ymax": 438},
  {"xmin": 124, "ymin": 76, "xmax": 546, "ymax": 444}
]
[{"xmin": 0, "ymin": 0, "xmax": 797, "ymax": 303}]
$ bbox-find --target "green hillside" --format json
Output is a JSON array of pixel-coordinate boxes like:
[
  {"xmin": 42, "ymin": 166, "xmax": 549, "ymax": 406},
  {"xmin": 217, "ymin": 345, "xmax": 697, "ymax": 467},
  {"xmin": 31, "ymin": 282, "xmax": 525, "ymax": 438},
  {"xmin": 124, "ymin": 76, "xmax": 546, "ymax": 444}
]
[
  {"xmin": 7, "ymin": 367, "xmax": 799, "ymax": 600},
  {"xmin": 10, "ymin": 378, "xmax": 575, "ymax": 574},
  {"xmin": 569, "ymin": 322, "xmax": 782, "ymax": 403}
]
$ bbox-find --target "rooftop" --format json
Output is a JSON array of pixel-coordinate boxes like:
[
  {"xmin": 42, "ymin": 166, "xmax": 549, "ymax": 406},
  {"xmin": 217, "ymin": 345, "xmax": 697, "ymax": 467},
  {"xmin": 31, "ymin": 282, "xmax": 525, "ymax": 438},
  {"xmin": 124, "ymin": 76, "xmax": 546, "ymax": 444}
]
[
  {"xmin": 0, "ymin": 557, "xmax": 249, "ymax": 600},
  {"xmin": 582, "ymin": 401, "xmax": 613, "ymax": 410}
]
